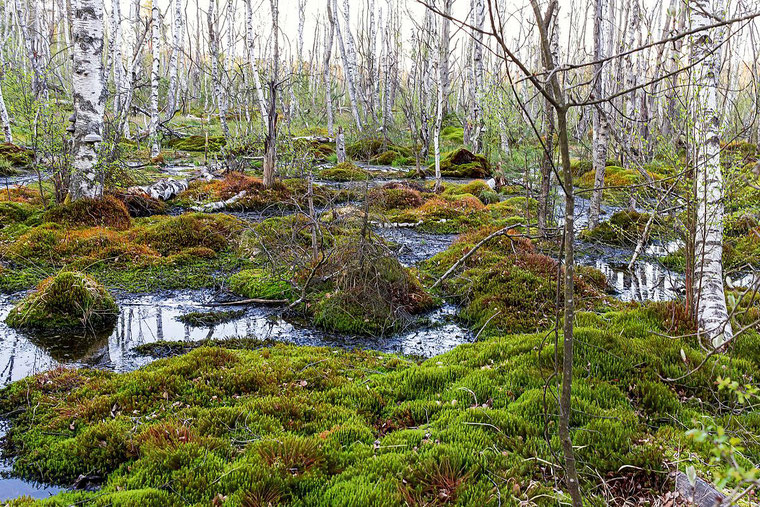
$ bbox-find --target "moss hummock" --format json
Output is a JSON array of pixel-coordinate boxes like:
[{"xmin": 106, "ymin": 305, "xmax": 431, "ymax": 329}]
[
  {"xmin": 5, "ymin": 271, "xmax": 118, "ymax": 331},
  {"xmin": 44, "ymin": 195, "xmax": 132, "ymax": 230},
  {"xmin": 2, "ymin": 307, "xmax": 759, "ymax": 505},
  {"xmin": 319, "ymin": 162, "xmax": 371, "ymax": 182},
  {"xmin": 422, "ymin": 148, "xmax": 492, "ymax": 178},
  {"xmin": 580, "ymin": 209, "xmax": 651, "ymax": 247}
]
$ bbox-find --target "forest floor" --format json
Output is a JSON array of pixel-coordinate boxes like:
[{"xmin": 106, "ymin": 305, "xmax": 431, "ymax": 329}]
[{"xmin": 0, "ymin": 135, "xmax": 759, "ymax": 505}]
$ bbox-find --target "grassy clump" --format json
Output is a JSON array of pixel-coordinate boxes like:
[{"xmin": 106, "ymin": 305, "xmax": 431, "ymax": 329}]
[
  {"xmin": 319, "ymin": 162, "xmax": 371, "ymax": 182},
  {"xmin": 166, "ymin": 135, "xmax": 226, "ymax": 152},
  {"xmin": 228, "ymin": 268, "xmax": 294, "ymax": 300},
  {"xmin": 579, "ymin": 210, "xmax": 651, "ymax": 246},
  {"xmin": 176, "ymin": 309, "xmax": 245, "ymax": 327},
  {"xmin": 44, "ymin": 195, "xmax": 132, "ymax": 230},
  {"xmin": 387, "ymin": 194, "xmax": 495, "ymax": 233},
  {"xmin": 311, "ymin": 240, "xmax": 434, "ymax": 335},
  {"xmin": 368, "ymin": 182, "xmax": 428, "ymax": 212},
  {"xmin": 421, "ymin": 227, "xmax": 607, "ymax": 334},
  {"xmin": 115, "ymin": 191, "xmax": 168, "ymax": 217},
  {"xmin": 1, "ymin": 211, "xmax": 247, "ymax": 293},
  {"xmin": 5, "ymin": 271, "xmax": 118, "ymax": 331},
  {"xmin": 421, "ymin": 148, "xmax": 492, "ymax": 179},
  {"xmin": 346, "ymin": 137, "xmax": 411, "ymax": 160},
  {"xmin": 2, "ymin": 307, "xmax": 759, "ymax": 505},
  {"xmin": 441, "ymin": 125, "xmax": 464, "ymax": 144},
  {"xmin": 0, "ymin": 142, "xmax": 34, "ymax": 166}
]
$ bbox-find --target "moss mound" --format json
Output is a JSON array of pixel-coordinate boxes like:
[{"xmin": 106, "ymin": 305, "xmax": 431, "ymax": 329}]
[
  {"xmin": 166, "ymin": 135, "xmax": 226, "ymax": 152},
  {"xmin": 368, "ymin": 184, "xmax": 426, "ymax": 211},
  {"xmin": 132, "ymin": 213, "xmax": 243, "ymax": 256},
  {"xmin": 0, "ymin": 201, "xmax": 37, "ymax": 228},
  {"xmin": 44, "ymin": 196, "xmax": 132, "ymax": 230},
  {"xmin": 387, "ymin": 194, "xmax": 493, "ymax": 233},
  {"xmin": 0, "ymin": 143, "xmax": 34, "ymax": 166},
  {"xmin": 346, "ymin": 137, "xmax": 411, "ymax": 160},
  {"xmin": 312, "ymin": 240, "xmax": 434, "ymax": 335},
  {"xmin": 2, "ymin": 307, "xmax": 759, "ymax": 505},
  {"xmin": 423, "ymin": 148, "xmax": 491, "ymax": 178},
  {"xmin": 5, "ymin": 271, "xmax": 118, "ymax": 331},
  {"xmin": 320, "ymin": 162, "xmax": 370, "ymax": 182},
  {"xmin": 580, "ymin": 210, "xmax": 650, "ymax": 247},
  {"xmin": 421, "ymin": 227, "xmax": 607, "ymax": 333}
]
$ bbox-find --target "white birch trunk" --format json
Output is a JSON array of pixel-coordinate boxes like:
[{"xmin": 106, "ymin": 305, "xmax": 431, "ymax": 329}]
[
  {"xmin": 149, "ymin": 4, "xmax": 160, "ymax": 158},
  {"xmin": 588, "ymin": 0, "xmax": 610, "ymax": 229},
  {"xmin": 336, "ymin": 126, "xmax": 346, "ymax": 163},
  {"xmin": 691, "ymin": 0, "xmax": 732, "ymax": 348},
  {"xmin": 208, "ymin": 0, "xmax": 229, "ymax": 137},
  {"xmin": 71, "ymin": 0, "xmax": 105, "ymax": 200},
  {"xmin": 166, "ymin": 0, "xmax": 183, "ymax": 119},
  {"xmin": 331, "ymin": 0, "xmax": 362, "ymax": 131},
  {"xmin": 323, "ymin": 6, "xmax": 335, "ymax": 136},
  {"xmin": 245, "ymin": 0, "xmax": 268, "ymax": 128},
  {"xmin": 15, "ymin": 0, "xmax": 44, "ymax": 96}
]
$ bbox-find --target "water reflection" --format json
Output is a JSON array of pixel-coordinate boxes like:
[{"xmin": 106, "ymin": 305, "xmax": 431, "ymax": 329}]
[{"xmin": 0, "ymin": 291, "xmax": 473, "ymax": 389}]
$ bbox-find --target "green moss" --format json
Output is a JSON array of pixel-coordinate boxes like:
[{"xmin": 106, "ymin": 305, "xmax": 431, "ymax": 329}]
[
  {"xmin": 0, "ymin": 143, "xmax": 34, "ymax": 166},
  {"xmin": 166, "ymin": 135, "xmax": 226, "ymax": 152},
  {"xmin": 176, "ymin": 309, "xmax": 245, "ymax": 327},
  {"xmin": 319, "ymin": 162, "xmax": 370, "ymax": 182},
  {"xmin": 580, "ymin": 210, "xmax": 650, "ymax": 246},
  {"xmin": 0, "ymin": 201, "xmax": 38, "ymax": 228},
  {"xmin": 346, "ymin": 138, "xmax": 411, "ymax": 160},
  {"xmin": 5, "ymin": 271, "xmax": 118, "ymax": 331},
  {"xmin": 421, "ymin": 227, "xmax": 607, "ymax": 334},
  {"xmin": 228, "ymin": 269, "xmax": 294, "ymax": 300},
  {"xmin": 441, "ymin": 126, "xmax": 464, "ymax": 144},
  {"xmin": 132, "ymin": 213, "xmax": 243, "ymax": 256},
  {"xmin": 3, "ymin": 306, "xmax": 758, "ymax": 505},
  {"xmin": 422, "ymin": 148, "xmax": 491, "ymax": 179},
  {"xmin": 44, "ymin": 196, "xmax": 132, "ymax": 230}
]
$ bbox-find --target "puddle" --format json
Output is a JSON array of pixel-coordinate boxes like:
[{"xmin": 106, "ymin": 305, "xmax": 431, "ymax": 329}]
[
  {"xmin": 0, "ymin": 291, "xmax": 473, "ymax": 389},
  {"xmin": 0, "ymin": 421, "xmax": 63, "ymax": 501}
]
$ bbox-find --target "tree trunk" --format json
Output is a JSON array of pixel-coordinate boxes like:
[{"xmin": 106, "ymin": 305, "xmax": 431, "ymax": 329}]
[
  {"xmin": 691, "ymin": 0, "xmax": 732, "ymax": 348},
  {"xmin": 70, "ymin": 0, "xmax": 105, "ymax": 200},
  {"xmin": 336, "ymin": 126, "xmax": 346, "ymax": 163},
  {"xmin": 331, "ymin": 0, "xmax": 362, "ymax": 131},
  {"xmin": 149, "ymin": 4, "xmax": 160, "ymax": 158},
  {"xmin": 323, "ymin": 5, "xmax": 335, "ymax": 136},
  {"xmin": 208, "ymin": 0, "xmax": 229, "ymax": 138},
  {"xmin": 262, "ymin": 0, "xmax": 279, "ymax": 189},
  {"xmin": 166, "ymin": 0, "xmax": 183, "ymax": 119},
  {"xmin": 588, "ymin": 0, "xmax": 610, "ymax": 229},
  {"xmin": 245, "ymin": 0, "xmax": 268, "ymax": 127}
]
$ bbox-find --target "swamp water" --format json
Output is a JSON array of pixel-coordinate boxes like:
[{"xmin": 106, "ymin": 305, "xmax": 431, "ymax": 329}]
[{"xmin": 0, "ymin": 182, "xmax": 686, "ymax": 499}]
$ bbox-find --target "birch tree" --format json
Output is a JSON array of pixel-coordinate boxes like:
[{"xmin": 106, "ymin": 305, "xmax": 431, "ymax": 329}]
[
  {"xmin": 149, "ymin": 4, "xmax": 160, "ymax": 158},
  {"xmin": 690, "ymin": 0, "xmax": 732, "ymax": 348},
  {"xmin": 323, "ymin": 4, "xmax": 335, "ymax": 136},
  {"xmin": 166, "ymin": 0, "xmax": 183, "ymax": 119},
  {"xmin": 588, "ymin": 0, "xmax": 611, "ymax": 229},
  {"xmin": 262, "ymin": 0, "xmax": 279, "ymax": 188},
  {"xmin": 208, "ymin": 0, "xmax": 230, "ymax": 138},
  {"xmin": 331, "ymin": 0, "xmax": 363, "ymax": 131},
  {"xmin": 70, "ymin": 0, "xmax": 105, "ymax": 200}
]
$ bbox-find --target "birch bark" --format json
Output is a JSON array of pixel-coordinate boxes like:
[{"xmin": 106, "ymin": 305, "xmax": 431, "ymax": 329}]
[
  {"xmin": 149, "ymin": 4, "xmax": 160, "ymax": 158},
  {"xmin": 588, "ymin": 0, "xmax": 610, "ymax": 229},
  {"xmin": 691, "ymin": 0, "xmax": 732, "ymax": 348},
  {"xmin": 71, "ymin": 0, "xmax": 105, "ymax": 200},
  {"xmin": 166, "ymin": 0, "xmax": 183, "ymax": 119}
]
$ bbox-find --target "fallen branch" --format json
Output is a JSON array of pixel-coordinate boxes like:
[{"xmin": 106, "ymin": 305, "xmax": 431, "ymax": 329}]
[
  {"xmin": 430, "ymin": 224, "xmax": 523, "ymax": 290},
  {"xmin": 191, "ymin": 190, "xmax": 247, "ymax": 212},
  {"xmin": 205, "ymin": 298, "xmax": 289, "ymax": 306}
]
